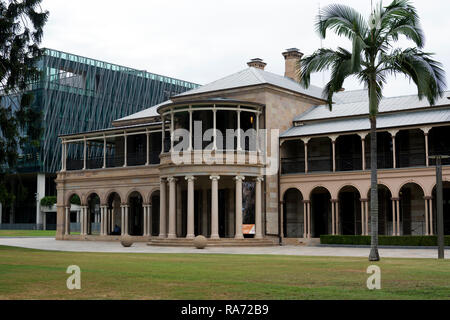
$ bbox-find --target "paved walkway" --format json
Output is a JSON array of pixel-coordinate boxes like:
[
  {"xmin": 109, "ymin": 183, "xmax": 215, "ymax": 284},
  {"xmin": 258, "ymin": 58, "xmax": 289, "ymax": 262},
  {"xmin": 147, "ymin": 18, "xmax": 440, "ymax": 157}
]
[{"xmin": 0, "ymin": 237, "xmax": 448, "ymax": 259}]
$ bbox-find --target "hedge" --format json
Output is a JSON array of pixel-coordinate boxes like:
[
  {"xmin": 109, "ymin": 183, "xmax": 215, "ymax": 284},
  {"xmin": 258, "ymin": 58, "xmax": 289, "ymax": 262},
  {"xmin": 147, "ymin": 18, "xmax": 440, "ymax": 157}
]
[
  {"xmin": 320, "ymin": 235, "xmax": 450, "ymax": 246},
  {"xmin": 40, "ymin": 196, "xmax": 57, "ymax": 207}
]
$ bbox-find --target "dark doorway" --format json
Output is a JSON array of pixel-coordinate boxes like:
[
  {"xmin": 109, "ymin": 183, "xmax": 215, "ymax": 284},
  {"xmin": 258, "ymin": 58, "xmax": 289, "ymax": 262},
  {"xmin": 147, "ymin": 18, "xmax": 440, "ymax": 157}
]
[
  {"xmin": 339, "ymin": 186, "xmax": 361, "ymax": 235},
  {"xmin": 129, "ymin": 192, "xmax": 143, "ymax": 236},
  {"xmin": 311, "ymin": 187, "xmax": 331, "ymax": 237}
]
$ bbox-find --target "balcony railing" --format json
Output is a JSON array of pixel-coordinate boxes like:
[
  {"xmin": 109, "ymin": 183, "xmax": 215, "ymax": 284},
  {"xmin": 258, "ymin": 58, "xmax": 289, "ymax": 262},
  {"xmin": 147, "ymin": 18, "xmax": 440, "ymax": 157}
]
[
  {"xmin": 336, "ymin": 155, "xmax": 362, "ymax": 171},
  {"xmin": 281, "ymin": 157, "xmax": 305, "ymax": 174}
]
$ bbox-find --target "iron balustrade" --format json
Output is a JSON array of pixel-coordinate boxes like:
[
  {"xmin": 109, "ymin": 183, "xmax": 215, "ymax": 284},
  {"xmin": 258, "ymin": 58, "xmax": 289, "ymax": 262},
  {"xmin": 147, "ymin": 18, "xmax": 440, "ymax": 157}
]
[
  {"xmin": 336, "ymin": 155, "xmax": 363, "ymax": 171},
  {"xmin": 281, "ymin": 157, "xmax": 305, "ymax": 174},
  {"xmin": 309, "ymin": 156, "xmax": 332, "ymax": 172},
  {"xmin": 397, "ymin": 150, "xmax": 426, "ymax": 168}
]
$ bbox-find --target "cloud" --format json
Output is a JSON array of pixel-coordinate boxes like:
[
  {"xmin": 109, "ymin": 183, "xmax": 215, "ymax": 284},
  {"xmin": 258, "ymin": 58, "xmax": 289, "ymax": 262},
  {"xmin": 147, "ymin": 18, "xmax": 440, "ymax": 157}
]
[{"xmin": 41, "ymin": 0, "xmax": 449, "ymax": 97}]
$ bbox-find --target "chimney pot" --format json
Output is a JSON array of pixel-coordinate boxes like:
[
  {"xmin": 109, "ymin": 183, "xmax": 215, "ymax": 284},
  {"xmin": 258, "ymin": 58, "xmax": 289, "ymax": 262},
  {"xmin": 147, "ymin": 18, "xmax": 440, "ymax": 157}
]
[
  {"xmin": 247, "ymin": 58, "xmax": 267, "ymax": 70},
  {"xmin": 282, "ymin": 48, "xmax": 303, "ymax": 81}
]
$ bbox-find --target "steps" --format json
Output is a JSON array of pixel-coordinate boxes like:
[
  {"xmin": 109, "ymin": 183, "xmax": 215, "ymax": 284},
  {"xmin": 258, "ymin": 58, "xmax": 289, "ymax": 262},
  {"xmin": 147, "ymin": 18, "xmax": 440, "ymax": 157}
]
[
  {"xmin": 281, "ymin": 238, "xmax": 321, "ymax": 246},
  {"xmin": 148, "ymin": 238, "xmax": 278, "ymax": 247}
]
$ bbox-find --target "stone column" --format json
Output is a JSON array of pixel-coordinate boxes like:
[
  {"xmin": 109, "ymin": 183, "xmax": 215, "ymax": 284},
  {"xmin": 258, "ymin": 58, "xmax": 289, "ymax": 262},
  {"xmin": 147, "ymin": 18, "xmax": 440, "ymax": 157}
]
[
  {"xmin": 255, "ymin": 177, "xmax": 263, "ymax": 239},
  {"xmin": 361, "ymin": 199, "xmax": 366, "ymax": 235},
  {"xmin": 61, "ymin": 141, "xmax": 66, "ymax": 172},
  {"xmin": 103, "ymin": 136, "xmax": 107, "ymax": 169},
  {"xmin": 336, "ymin": 200, "xmax": 340, "ymax": 235},
  {"xmin": 303, "ymin": 201, "xmax": 307, "ymax": 238},
  {"xmin": 421, "ymin": 127, "xmax": 431, "ymax": 167},
  {"xmin": 429, "ymin": 197, "xmax": 434, "ymax": 236},
  {"xmin": 123, "ymin": 133, "xmax": 128, "ymax": 167},
  {"xmin": 65, "ymin": 206, "xmax": 70, "ymax": 235},
  {"xmin": 148, "ymin": 204, "xmax": 152, "ymax": 237},
  {"xmin": 161, "ymin": 116, "xmax": 165, "ymax": 154},
  {"xmin": 365, "ymin": 200, "xmax": 369, "ymax": 236},
  {"xmin": 146, "ymin": 131, "xmax": 150, "ymax": 165},
  {"xmin": 236, "ymin": 110, "xmax": 242, "ymax": 151},
  {"xmin": 424, "ymin": 197, "xmax": 430, "ymax": 236},
  {"xmin": 210, "ymin": 175, "xmax": 220, "ymax": 239},
  {"xmin": 389, "ymin": 130, "xmax": 399, "ymax": 169},
  {"xmin": 83, "ymin": 138, "xmax": 87, "ymax": 170},
  {"xmin": 120, "ymin": 205, "xmax": 125, "ymax": 236},
  {"xmin": 124, "ymin": 205, "xmax": 129, "ymax": 236},
  {"xmin": 159, "ymin": 179, "xmax": 167, "ymax": 238},
  {"xmin": 392, "ymin": 198, "xmax": 400, "ymax": 236},
  {"xmin": 358, "ymin": 133, "xmax": 368, "ymax": 171},
  {"xmin": 302, "ymin": 138, "xmax": 310, "ymax": 173},
  {"xmin": 186, "ymin": 176, "xmax": 196, "ymax": 239},
  {"xmin": 391, "ymin": 199, "xmax": 396, "ymax": 235},
  {"xmin": 331, "ymin": 136, "xmax": 337, "ymax": 172},
  {"xmin": 143, "ymin": 205, "xmax": 147, "ymax": 236},
  {"xmin": 82, "ymin": 206, "xmax": 88, "ymax": 235},
  {"xmin": 202, "ymin": 189, "xmax": 208, "ymax": 236},
  {"xmin": 307, "ymin": 201, "xmax": 311, "ymax": 238},
  {"xmin": 234, "ymin": 176, "xmax": 245, "ymax": 239},
  {"xmin": 167, "ymin": 177, "xmax": 177, "ymax": 239},
  {"xmin": 327, "ymin": 199, "xmax": 336, "ymax": 236}
]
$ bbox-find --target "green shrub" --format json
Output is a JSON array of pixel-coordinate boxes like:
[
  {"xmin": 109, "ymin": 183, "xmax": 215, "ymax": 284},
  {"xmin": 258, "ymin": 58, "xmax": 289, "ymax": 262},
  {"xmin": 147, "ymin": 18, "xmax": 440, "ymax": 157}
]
[
  {"xmin": 320, "ymin": 235, "xmax": 450, "ymax": 246},
  {"xmin": 40, "ymin": 196, "xmax": 57, "ymax": 207},
  {"xmin": 70, "ymin": 195, "xmax": 81, "ymax": 205}
]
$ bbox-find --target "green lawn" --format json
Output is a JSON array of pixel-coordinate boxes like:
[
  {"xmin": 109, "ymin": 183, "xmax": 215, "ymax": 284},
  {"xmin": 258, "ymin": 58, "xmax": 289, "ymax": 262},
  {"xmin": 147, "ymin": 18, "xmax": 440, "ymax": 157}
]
[
  {"xmin": 0, "ymin": 245, "xmax": 449, "ymax": 300},
  {"xmin": 0, "ymin": 230, "xmax": 56, "ymax": 237}
]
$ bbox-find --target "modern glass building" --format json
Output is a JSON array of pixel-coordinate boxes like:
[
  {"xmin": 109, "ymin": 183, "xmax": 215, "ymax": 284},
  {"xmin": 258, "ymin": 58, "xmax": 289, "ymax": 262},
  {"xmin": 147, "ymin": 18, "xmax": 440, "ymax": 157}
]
[{"xmin": 0, "ymin": 48, "xmax": 198, "ymax": 228}]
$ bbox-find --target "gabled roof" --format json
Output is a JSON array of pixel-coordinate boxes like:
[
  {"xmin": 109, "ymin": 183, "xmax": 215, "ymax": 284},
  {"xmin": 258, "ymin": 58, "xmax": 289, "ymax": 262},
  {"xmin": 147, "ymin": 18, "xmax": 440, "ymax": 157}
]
[
  {"xmin": 175, "ymin": 67, "xmax": 325, "ymax": 100},
  {"xmin": 295, "ymin": 92, "xmax": 450, "ymax": 123}
]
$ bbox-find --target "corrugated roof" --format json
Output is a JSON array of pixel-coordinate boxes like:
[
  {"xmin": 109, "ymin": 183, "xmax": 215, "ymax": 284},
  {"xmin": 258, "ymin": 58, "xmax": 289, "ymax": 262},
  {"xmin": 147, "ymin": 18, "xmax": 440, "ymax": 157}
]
[
  {"xmin": 282, "ymin": 107, "xmax": 450, "ymax": 138},
  {"xmin": 114, "ymin": 100, "xmax": 171, "ymax": 122},
  {"xmin": 175, "ymin": 67, "xmax": 325, "ymax": 100},
  {"xmin": 295, "ymin": 92, "xmax": 450, "ymax": 122}
]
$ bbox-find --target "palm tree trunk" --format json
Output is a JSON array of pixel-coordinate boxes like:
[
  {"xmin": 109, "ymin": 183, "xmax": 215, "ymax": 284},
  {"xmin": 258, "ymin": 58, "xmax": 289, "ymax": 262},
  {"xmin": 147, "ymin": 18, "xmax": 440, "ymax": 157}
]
[{"xmin": 369, "ymin": 115, "xmax": 380, "ymax": 261}]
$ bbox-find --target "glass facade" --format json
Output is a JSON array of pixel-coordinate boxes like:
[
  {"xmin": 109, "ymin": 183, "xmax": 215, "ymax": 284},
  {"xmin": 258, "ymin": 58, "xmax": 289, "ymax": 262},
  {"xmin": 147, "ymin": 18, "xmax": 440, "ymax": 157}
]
[{"xmin": 6, "ymin": 48, "xmax": 198, "ymax": 174}]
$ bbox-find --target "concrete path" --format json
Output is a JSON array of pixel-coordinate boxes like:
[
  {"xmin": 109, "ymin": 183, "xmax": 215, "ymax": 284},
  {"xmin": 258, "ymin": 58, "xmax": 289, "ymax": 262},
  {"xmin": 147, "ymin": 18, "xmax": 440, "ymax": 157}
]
[{"xmin": 0, "ymin": 237, "xmax": 448, "ymax": 259}]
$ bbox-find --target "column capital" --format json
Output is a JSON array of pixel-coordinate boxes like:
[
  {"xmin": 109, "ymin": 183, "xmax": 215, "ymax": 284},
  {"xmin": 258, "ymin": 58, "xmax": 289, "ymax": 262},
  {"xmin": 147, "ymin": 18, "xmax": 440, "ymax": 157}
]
[
  {"xmin": 167, "ymin": 176, "xmax": 178, "ymax": 183},
  {"xmin": 421, "ymin": 126, "xmax": 432, "ymax": 135},
  {"xmin": 185, "ymin": 175, "xmax": 196, "ymax": 182},
  {"xmin": 160, "ymin": 177, "xmax": 167, "ymax": 183},
  {"xmin": 358, "ymin": 132, "xmax": 369, "ymax": 139},
  {"xmin": 234, "ymin": 175, "xmax": 245, "ymax": 182},
  {"xmin": 210, "ymin": 175, "xmax": 220, "ymax": 181},
  {"xmin": 388, "ymin": 129, "xmax": 399, "ymax": 137},
  {"xmin": 329, "ymin": 135, "xmax": 338, "ymax": 143},
  {"xmin": 301, "ymin": 137, "xmax": 310, "ymax": 144},
  {"xmin": 255, "ymin": 176, "xmax": 264, "ymax": 183}
]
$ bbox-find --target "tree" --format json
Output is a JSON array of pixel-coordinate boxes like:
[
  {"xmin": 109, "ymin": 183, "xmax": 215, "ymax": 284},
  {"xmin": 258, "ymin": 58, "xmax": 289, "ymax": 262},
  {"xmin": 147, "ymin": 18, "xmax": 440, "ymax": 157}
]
[
  {"xmin": 299, "ymin": 0, "xmax": 446, "ymax": 261},
  {"xmin": 0, "ymin": 0, "xmax": 48, "ymax": 208}
]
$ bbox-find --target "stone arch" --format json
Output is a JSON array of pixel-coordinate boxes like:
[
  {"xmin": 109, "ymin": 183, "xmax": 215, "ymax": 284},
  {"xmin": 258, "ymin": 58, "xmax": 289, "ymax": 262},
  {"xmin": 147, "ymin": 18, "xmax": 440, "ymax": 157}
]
[
  {"xmin": 125, "ymin": 188, "xmax": 145, "ymax": 204},
  {"xmin": 105, "ymin": 189, "xmax": 124, "ymax": 205},
  {"xmin": 82, "ymin": 190, "xmax": 101, "ymax": 205},
  {"xmin": 281, "ymin": 186, "xmax": 303, "ymax": 200},
  {"xmin": 65, "ymin": 191, "xmax": 82, "ymax": 206},
  {"xmin": 396, "ymin": 180, "xmax": 426, "ymax": 199},
  {"xmin": 337, "ymin": 183, "xmax": 363, "ymax": 200},
  {"xmin": 338, "ymin": 185, "xmax": 362, "ymax": 235},
  {"xmin": 309, "ymin": 185, "xmax": 331, "ymax": 201},
  {"xmin": 146, "ymin": 188, "xmax": 160, "ymax": 205}
]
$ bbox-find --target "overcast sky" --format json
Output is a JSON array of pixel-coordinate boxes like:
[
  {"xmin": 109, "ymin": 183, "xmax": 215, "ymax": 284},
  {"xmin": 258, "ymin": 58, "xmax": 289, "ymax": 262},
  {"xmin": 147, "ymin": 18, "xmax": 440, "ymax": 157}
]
[{"xmin": 41, "ymin": 0, "xmax": 449, "ymax": 97}]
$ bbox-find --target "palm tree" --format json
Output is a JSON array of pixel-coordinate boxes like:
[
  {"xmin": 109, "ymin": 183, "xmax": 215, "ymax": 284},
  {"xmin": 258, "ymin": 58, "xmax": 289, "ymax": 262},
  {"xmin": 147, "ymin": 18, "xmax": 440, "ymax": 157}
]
[{"xmin": 299, "ymin": 0, "xmax": 446, "ymax": 261}]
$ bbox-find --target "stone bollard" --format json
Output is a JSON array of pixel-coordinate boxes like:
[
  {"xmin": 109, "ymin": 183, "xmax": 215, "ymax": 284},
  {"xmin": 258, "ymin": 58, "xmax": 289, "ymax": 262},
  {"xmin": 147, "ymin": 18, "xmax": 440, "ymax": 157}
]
[{"xmin": 193, "ymin": 235, "xmax": 207, "ymax": 249}]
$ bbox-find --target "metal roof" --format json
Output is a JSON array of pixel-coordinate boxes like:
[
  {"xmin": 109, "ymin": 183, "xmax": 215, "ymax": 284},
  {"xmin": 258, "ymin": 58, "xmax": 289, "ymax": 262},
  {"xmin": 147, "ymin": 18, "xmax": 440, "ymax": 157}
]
[
  {"xmin": 295, "ymin": 92, "xmax": 450, "ymax": 122},
  {"xmin": 175, "ymin": 67, "xmax": 325, "ymax": 100},
  {"xmin": 114, "ymin": 100, "xmax": 171, "ymax": 122},
  {"xmin": 282, "ymin": 106, "xmax": 450, "ymax": 138}
]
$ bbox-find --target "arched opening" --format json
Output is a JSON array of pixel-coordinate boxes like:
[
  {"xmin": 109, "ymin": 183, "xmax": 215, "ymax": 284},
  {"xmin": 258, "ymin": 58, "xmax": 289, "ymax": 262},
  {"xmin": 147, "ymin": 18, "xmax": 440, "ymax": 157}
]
[
  {"xmin": 338, "ymin": 186, "xmax": 361, "ymax": 235},
  {"xmin": 86, "ymin": 193, "xmax": 100, "ymax": 235},
  {"xmin": 336, "ymin": 135, "xmax": 362, "ymax": 171},
  {"xmin": 128, "ymin": 191, "xmax": 144, "ymax": 236},
  {"xmin": 399, "ymin": 183, "xmax": 425, "ymax": 235},
  {"xmin": 432, "ymin": 182, "xmax": 450, "ymax": 235},
  {"xmin": 310, "ymin": 187, "xmax": 331, "ymax": 237},
  {"xmin": 368, "ymin": 185, "xmax": 392, "ymax": 235},
  {"xmin": 150, "ymin": 191, "xmax": 160, "ymax": 236},
  {"xmin": 283, "ymin": 189, "xmax": 304, "ymax": 238},
  {"xmin": 396, "ymin": 129, "xmax": 426, "ymax": 168},
  {"xmin": 281, "ymin": 140, "xmax": 305, "ymax": 174},
  {"xmin": 68, "ymin": 194, "xmax": 81, "ymax": 235},
  {"xmin": 308, "ymin": 138, "xmax": 332, "ymax": 172},
  {"xmin": 107, "ymin": 192, "xmax": 122, "ymax": 235}
]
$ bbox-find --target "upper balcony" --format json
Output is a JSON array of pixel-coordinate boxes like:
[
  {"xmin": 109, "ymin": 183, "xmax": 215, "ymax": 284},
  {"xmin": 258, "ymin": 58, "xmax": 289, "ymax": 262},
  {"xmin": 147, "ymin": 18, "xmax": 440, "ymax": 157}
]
[{"xmin": 281, "ymin": 125, "xmax": 450, "ymax": 175}]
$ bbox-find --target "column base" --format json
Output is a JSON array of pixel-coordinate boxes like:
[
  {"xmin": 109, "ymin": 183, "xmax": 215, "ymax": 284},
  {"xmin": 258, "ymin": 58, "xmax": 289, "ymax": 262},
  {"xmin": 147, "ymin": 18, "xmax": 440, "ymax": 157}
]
[
  {"xmin": 210, "ymin": 234, "xmax": 220, "ymax": 239},
  {"xmin": 186, "ymin": 234, "xmax": 195, "ymax": 239},
  {"xmin": 234, "ymin": 235, "xmax": 244, "ymax": 239},
  {"xmin": 254, "ymin": 234, "xmax": 263, "ymax": 239},
  {"xmin": 159, "ymin": 234, "xmax": 167, "ymax": 238},
  {"xmin": 168, "ymin": 234, "xmax": 177, "ymax": 239}
]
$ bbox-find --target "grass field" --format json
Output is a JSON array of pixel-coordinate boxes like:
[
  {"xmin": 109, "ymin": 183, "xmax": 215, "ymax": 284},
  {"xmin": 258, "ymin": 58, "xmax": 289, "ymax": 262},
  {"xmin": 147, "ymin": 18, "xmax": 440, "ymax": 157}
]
[
  {"xmin": 0, "ymin": 245, "xmax": 449, "ymax": 300},
  {"xmin": 0, "ymin": 230, "xmax": 56, "ymax": 237}
]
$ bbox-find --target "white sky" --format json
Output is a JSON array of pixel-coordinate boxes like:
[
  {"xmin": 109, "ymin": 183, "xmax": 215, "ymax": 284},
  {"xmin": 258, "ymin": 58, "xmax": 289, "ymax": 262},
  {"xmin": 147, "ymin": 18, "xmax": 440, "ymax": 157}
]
[{"xmin": 41, "ymin": 0, "xmax": 449, "ymax": 97}]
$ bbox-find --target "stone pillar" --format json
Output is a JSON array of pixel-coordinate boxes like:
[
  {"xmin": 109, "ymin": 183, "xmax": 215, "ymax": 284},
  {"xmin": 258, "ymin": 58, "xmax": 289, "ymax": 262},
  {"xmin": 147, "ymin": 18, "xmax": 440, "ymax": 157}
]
[
  {"xmin": 236, "ymin": 110, "xmax": 241, "ymax": 151},
  {"xmin": 389, "ymin": 130, "xmax": 399, "ymax": 169},
  {"xmin": 255, "ymin": 177, "xmax": 263, "ymax": 239},
  {"xmin": 331, "ymin": 136, "xmax": 337, "ymax": 172},
  {"xmin": 210, "ymin": 175, "xmax": 220, "ymax": 239},
  {"xmin": 103, "ymin": 136, "xmax": 107, "ymax": 169},
  {"xmin": 303, "ymin": 201, "xmax": 307, "ymax": 238},
  {"xmin": 307, "ymin": 201, "xmax": 311, "ymax": 238},
  {"xmin": 202, "ymin": 189, "xmax": 208, "ymax": 236},
  {"xmin": 161, "ymin": 116, "xmax": 165, "ymax": 154},
  {"xmin": 123, "ymin": 133, "xmax": 128, "ymax": 167},
  {"xmin": 331, "ymin": 200, "xmax": 336, "ymax": 235},
  {"xmin": 424, "ymin": 197, "xmax": 430, "ymax": 236},
  {"xmin": 146, "ymin": 131, "xmax": 150, "ymax": 165},
  {"xmin": 101, "ymin": 205, "xmax": 108, "ymax": 236},
  {"xmin": 124, "ymin": 205, "xmax": 129, "ymax": 236},
  {"xmin": 159, "ymin": 179, "xmax": 167, "ymax": 238},
  {"xmin": 361, "ymin": 199, "xmax": 366, "ymax": 235},
  {"xmin": 167, "ymin": 177, "xmax": 177, "ymax": 239},
  {"xmin": 421, "ymin": 127, "xmax": 431, "ymax": 167},
  {"xmin": 234, "ymin": 176, "xmax": 245, "ymax": 239},
  {"xmin": 186, "ymin": 176, "xmax": 196, "ymax": 239},
  {"xmin": 61, "ymin": 141, "xmax": 66, "ymax": 172},
  {"xmin": 81, "ymin": 206, "xmax": 88, "ymax": 235},
  {"xmin": 36, "ymin": 173, "xmax": 45, "ymax": 230},
  {"xmin": 65, "ymin": 206, "xmax": 70, "ymax": 235},
  {"xmin": 358, "ymin": 133, "xmax": 368, "ymax": 171},
  {"xmin": 83, "ymin": 137, "xmax": 87, "ymax": 170},
  {"xmin": 148, "ymin": 204, "xmax": 152, "ymax": 237},
  {"xmin": 302, "ymin": 138, "xmax": 310, "ymax": 173},
  {"xmin": 365, "ymin": 200, "xmax": 369, "ymax": 236},
  {"xmin": 429, "ymin": 197, "xmax": 434, "ymax": 236},
  {"xmin": 120, "ymin": 205, "xmax": 125, "ymax": 236}
]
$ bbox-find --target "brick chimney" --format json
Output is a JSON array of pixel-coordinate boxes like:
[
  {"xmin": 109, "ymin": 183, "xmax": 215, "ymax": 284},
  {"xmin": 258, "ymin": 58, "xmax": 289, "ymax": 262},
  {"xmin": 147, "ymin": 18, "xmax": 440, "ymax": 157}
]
[
  {"xmin": 247, "ymin": 58, "xmax": 267, "ymax": 70},
  {"xmin": 282, "ymin": 48, "xmax": 303, "ymax": 81}
]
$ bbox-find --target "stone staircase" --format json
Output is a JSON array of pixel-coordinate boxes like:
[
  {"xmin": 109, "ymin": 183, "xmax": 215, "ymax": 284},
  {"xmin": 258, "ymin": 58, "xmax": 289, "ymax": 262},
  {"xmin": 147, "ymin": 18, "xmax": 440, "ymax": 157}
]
[
  {"xmin": 148, "ymin": 237, "xmax": 278, "ymax": 247},
  {"xmin": 281, "ymin": 238, "xmax": 321, "ymax": 246}
]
